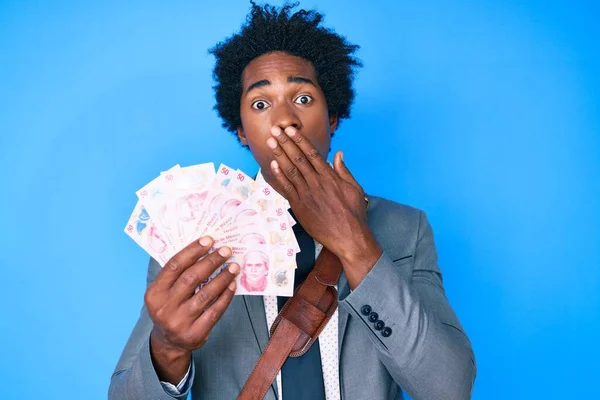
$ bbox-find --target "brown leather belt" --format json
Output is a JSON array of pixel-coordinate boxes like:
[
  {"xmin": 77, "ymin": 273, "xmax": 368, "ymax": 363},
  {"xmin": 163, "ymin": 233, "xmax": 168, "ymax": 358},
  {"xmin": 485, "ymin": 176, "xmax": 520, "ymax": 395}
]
[{"xmin": 238, "ymin": 247, "xmax": 343, "ymax": 400}]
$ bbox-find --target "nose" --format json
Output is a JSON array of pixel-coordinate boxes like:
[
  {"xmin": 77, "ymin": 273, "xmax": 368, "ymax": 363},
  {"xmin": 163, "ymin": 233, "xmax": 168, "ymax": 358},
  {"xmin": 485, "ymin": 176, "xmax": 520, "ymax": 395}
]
[{"xmin": 271, "ymin": 101, "xmax": 301, "ymax": 132}]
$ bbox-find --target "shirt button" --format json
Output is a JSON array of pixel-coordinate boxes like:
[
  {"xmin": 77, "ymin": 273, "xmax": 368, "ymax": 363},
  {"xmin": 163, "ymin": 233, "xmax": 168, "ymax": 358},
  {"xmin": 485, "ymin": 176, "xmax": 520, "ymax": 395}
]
[
  {"xmin": 374, "ymin": 320, "xmax": 385, "ymax": 330},
  {"xmin": 368, "ymin": 312, "xmax": 379, "ymax": 323},
  {"xmin": 382, "ymin": 327, "xmax": 393, "ymax": 337},
  {"xmin": 361, "ymin": 305, "xmax": 372, "ymax": 316}
]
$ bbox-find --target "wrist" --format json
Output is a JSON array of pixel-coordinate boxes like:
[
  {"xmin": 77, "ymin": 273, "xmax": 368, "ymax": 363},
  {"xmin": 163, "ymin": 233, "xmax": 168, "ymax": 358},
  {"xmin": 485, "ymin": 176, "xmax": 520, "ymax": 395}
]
[
  {"xmin": 337, "ymin": 226, "xmax": 382, "ymax": 289},
  {"xmin": 150, "ymin": 330, "xmax": 191, "ymax": 385},
  {"xmin": 337, "ymin": 223, "xmax": 380, "ymax": 261},
  {"xmin": 150, "ymin": 330, "xmax": 190, "ymax": 360}
]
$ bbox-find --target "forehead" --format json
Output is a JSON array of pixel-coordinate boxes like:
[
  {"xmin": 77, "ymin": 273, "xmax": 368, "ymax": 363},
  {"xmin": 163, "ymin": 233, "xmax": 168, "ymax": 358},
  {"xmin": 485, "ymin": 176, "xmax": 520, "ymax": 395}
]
[
  {"xmin": 242, "ymin": 51, "xmax": 317, "ymax": 85},
  {"xmin": 246, "ymin": 253, "xmax": 266, "ymax": 263}
]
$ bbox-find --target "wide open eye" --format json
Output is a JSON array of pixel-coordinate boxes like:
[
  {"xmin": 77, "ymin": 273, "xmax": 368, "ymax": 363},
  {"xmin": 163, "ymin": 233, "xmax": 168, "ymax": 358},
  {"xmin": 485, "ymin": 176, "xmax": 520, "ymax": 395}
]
[
  {"xmin": 294, "ymin": 95, "xmax": 313, "ymax": 105},
  {"xmin": 251, "ymin": 100, "xmax": 270, "ymax": 110}
]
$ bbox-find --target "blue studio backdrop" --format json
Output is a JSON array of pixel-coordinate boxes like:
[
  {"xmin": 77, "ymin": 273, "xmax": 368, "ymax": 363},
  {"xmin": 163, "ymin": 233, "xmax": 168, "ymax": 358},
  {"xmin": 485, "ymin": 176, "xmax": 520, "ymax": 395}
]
[{"xmin": 1, "ymin": 1, "xmax": 598, "ymax": 399}]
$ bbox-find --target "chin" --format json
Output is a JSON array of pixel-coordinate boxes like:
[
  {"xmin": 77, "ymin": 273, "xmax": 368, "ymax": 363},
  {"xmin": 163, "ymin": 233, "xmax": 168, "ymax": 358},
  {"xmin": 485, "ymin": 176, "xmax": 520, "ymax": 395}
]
[{"xmin": 258, "ymin": 166, "xmax": 276, "ymax": 183}]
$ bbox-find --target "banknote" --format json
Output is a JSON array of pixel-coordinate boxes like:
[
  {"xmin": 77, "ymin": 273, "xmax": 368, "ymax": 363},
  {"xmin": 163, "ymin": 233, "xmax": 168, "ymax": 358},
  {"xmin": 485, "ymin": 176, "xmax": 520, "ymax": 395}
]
[
  {"xmin": 135, "ymin": 165, "xmax": 184, "ymax": 253},
  {"xmin": 212, "ymin": 190, "xmax": 299, "ymax": 251},
  {"xmin": 231, "ymin": 169, "xmax": 257, "ymax": 200},
  {"xmin": 125, "ymin": 162, "xmax": 300, "ymax": 295},
  {"xmin": 227, "ymin": 244, "xmax": 297, "ymax": 296},
  {"xmin": 124, "ymin": 200, "xmax": 172, "ymax": 267},
  {"xmin": 174, "ymin": 163, "xmax": 216, "ymax": 241}
]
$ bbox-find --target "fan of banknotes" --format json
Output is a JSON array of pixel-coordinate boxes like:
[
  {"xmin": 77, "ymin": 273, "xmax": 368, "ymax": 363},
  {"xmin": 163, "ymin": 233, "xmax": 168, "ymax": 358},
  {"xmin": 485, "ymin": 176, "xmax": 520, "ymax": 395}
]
[{"xmin": 124, "ymin": 163, "xmax": 300, "ymax": 296}]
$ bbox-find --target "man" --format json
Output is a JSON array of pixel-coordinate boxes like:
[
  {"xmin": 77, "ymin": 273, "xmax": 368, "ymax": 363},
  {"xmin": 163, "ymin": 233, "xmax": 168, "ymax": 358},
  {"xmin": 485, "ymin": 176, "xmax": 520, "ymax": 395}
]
[
  {"xmin": 240, "ymin": 250, "xmax": 270, "ymax": 292},
  {"xmin": 240, "ymin": 232, "xmax": 267, "ymax": 246},
  {"xmin": 176, "ymin": 192, "xmax": 208, "ymax": 222},
  {"xmin": 109, "ymin": 3, "xmax": 476, "ymax": 399}
]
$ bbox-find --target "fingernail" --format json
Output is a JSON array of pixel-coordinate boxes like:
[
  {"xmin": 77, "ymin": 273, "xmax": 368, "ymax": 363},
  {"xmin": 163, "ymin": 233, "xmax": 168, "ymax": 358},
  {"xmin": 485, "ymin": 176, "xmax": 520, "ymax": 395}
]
[
  {"xmin": 267, "ymin": 138, "xmax": 277, "ymax": 149},
  {"xmin": 228, "ymin": 281, "xmax": 237, "ymax": 291},
  {"xmin": 228, "ymin": 263, "xmax": 240, "ymax": 274},
  {"xmin": 199, "ymin": 236, "xmax": 212, "ymax": 246},
  {"xmin": 340, "ymin": 152, "xmax": 344, "ymax": 162},
  {"xmin": 271, "ymin": 160, "xmax": 279, "ymax": 171},
  {"xmin": 218, "ymin": 247, "xmax": 231, "ymax": 257},
  {"xmin": 284, "ymin": 127, "xmax": 296, "ymax": 136},
  {"xmin": 271, "ymin": 127, "xmax": 281, "ymax": 137}
]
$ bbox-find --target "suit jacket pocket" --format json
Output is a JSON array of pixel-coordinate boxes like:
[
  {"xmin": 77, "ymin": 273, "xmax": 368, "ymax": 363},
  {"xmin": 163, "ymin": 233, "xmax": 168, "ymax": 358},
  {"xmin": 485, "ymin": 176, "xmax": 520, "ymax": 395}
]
[
  {"xmin": 392, "ymin": 255, "xmax": 413, "ymax": 265},
  {"xmin": 392, "ymin": 255, "xmax": 413, "ymax": 278}
]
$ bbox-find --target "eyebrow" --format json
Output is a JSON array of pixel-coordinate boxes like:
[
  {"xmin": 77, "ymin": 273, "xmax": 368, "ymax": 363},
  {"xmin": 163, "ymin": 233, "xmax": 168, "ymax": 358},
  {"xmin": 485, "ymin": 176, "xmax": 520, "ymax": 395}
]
[{"xmin": 245, "ymin": 76, "xmax": 317, "ymax": 94}]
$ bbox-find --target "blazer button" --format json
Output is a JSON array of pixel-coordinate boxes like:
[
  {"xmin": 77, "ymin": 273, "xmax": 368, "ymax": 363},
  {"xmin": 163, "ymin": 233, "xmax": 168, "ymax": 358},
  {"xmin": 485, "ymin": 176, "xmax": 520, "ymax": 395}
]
[
  {"xmin": 374, "ymin": 320, "xmax": 385, "ymax": 330},
  {"xmin": 361, "ymin": 305, "xmax": 372, "ymax": 316},
  {"xmin": 368, "ymin": 312, "xmax": 379, "ymax": 323},
  {"xmin": 382, "ymin": 327, "xmax": 392, "ymax": 337}
]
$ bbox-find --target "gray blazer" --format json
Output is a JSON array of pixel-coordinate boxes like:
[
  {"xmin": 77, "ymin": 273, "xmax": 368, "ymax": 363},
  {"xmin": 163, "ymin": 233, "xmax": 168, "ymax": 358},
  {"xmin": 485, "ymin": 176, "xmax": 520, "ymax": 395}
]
[{"xmin": 109, "ymin": 196, "xmax": 476, "ymax": 400}]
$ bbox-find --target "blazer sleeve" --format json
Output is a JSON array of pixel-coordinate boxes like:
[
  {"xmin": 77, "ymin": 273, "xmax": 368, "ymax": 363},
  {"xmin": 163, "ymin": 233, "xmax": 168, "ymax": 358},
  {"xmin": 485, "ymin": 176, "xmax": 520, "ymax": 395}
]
[
  {"xmin": 108, "ymin": 258, "xmax": 195, "ymax": 400},
  {"xmin": 339, "ymin": 210, "xmax": 477, "ymax": 400}
]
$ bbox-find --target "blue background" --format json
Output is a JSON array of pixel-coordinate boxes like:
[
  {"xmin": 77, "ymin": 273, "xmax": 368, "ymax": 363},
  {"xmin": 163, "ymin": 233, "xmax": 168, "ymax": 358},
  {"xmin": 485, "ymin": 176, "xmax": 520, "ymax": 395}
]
[{"xmin": 1, "ymin": 0, "xmax": 598, "ymax": 398}]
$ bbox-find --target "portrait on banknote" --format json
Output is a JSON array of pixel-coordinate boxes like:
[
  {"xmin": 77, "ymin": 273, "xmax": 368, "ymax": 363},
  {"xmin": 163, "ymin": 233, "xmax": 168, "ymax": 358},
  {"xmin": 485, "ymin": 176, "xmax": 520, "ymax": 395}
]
[{"xmin": 240, "ymin": 250, "xmax": 270, "ymax": 292}]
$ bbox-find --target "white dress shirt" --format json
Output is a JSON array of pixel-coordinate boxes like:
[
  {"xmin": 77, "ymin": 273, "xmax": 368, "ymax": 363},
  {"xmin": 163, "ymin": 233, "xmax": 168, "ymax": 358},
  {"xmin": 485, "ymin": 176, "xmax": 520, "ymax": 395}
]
[{"xmin": 264, "ymin": 241, "xmax": 340, "ymax": 400}]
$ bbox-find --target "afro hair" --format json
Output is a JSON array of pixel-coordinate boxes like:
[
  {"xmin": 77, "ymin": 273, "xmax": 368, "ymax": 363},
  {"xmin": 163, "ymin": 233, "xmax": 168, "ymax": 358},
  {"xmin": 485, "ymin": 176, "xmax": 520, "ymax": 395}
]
[{"xmin": 209, "ymin": 1, "xmax": 362, "ymax": 144}]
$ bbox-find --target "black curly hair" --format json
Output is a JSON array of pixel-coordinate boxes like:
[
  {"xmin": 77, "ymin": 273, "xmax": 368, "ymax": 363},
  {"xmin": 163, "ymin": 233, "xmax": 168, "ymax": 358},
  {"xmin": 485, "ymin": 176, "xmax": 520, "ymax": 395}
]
[{"xmin": 209, "ymin": 1, "xmax": 362, "ymax": 144}]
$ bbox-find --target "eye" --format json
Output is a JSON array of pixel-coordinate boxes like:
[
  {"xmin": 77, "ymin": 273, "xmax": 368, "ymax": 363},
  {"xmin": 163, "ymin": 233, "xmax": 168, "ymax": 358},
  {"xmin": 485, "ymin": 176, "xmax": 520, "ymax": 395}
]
[
  {"xmin": 294, "ymin": 95, "xmax": 313, "ymax": 105},
  {"xmin": 251, "ymin": 100, "xmax": 270, "ymax": 110}
]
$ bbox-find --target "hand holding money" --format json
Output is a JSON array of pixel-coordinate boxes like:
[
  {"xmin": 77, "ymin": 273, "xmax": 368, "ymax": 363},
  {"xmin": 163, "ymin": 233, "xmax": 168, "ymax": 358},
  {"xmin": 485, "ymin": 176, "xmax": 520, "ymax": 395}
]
[
  {"xmin": 265, "ymin": 126, "xmax": 382, "ymax": 288},
  {"xmin": 124, "ymin": 163, "xmax": 303, "ymax": 383},
  {"xmin": 125, "ymin": 163, "xmax": 301, "ymax": 297},
  {"xmin": 145, "ymin": 237, "xmax": 238, "ymax": 385}
]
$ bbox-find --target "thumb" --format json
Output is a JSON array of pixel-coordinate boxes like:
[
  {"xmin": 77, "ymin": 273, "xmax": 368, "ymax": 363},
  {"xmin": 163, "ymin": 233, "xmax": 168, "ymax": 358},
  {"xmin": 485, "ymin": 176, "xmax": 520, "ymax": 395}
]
[{"xmin": 334, "ymin": 151, "xmax": 361, "ymax": 191}]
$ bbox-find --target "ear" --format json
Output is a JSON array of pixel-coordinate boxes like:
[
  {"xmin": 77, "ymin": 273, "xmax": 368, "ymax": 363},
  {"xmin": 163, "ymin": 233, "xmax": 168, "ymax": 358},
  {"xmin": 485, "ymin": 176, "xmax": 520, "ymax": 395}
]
[
  {"xmin": 329, "ymin": 114, "xmax": 339, "ymax": 133},
  {"xmin": 237, "ymin": 126, "xmax": 248, "ymax": 146}
]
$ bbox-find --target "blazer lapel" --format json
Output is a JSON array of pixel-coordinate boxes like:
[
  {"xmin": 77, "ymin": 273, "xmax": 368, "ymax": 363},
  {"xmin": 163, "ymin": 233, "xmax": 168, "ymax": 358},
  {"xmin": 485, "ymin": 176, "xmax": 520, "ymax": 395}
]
[
  {"xmin": 243, "ymin": 295, "xmax": 269, "ymax": 352},
  {"xmin": 338, "ymin": 271, "xmax": 350, "ymax": 358}
]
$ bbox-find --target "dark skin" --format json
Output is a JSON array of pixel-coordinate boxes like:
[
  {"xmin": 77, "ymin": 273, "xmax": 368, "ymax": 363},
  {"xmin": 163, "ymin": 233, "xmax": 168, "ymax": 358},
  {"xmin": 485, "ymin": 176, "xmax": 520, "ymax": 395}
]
[
  {"xmin": 237, "ymin": 51, "xmax": 382, "ymax": 288},
  {"xmin": 147, "ymin": 51, "xmax": 381, "ymax": 385},
  {"xmin": 146, "ymin": 240, "xmax": 239, "ymax": 384}
]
